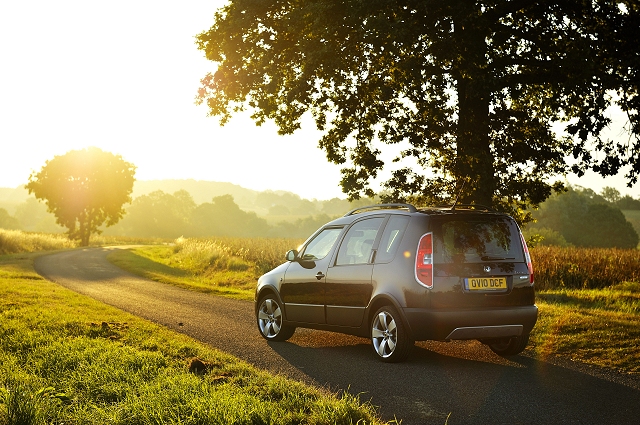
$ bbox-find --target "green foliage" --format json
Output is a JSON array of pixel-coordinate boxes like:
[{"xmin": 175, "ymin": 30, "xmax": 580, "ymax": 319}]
[
  {"xmin": 107, "ymin": 190, "xmax": 365, "ymax": 239},
  {"xmin": 111, "ymin": 189, "xmax": 196, "ymax": 238},
  {"xmin": 600, "ymin": 186, "xmax": 622, "ymax": 204},
  {"xmin": 190, "ymin": 194, "xmax": 270, "ymax": 237},
  {"xmin": 25, "ymin": 147, "xmax": 136, "ymax": 246},
  {"xmin": 196, "ymin": 1, "xmax": 640, "ymax": 218},
  {"xmin": 257, "ymin": 191, "xmax": 318, "ymax": 215},
  {"xmin": 617, "ymin": 195, "xmax": 640, "ymax": 210},
  {"xmin": 531, "ymin": 187, "xmax": 639, "ymax": 249},
  {"xmin": 12, "ymin": 199, "xmax": 63, "ymax": 233},
  {"xmin": 0, "ymin": 209, "xmax": 19, "ymax": 231},
  {"xmin": 269, "ymin": 214, "xmax": 334, "ymax": 239},
  {"xmin": 523, "ymin": 227, "xmax": 571, "ymax": 248}
]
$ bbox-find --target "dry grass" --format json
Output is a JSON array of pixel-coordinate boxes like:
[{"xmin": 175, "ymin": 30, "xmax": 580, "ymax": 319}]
[
  {"xmin": 530, "ymin": 246, "xmax": 640, "ymax": 290},
  {"xmin": 0, "ymin": 229, "xmax": 76, "ymax": 254},
  {"xmin": 174, "ymin": 236, "xmax": 304, "ymax": 275}
]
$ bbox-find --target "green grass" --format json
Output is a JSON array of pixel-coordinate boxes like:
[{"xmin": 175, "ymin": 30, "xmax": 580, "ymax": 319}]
[
  {"xmin": 107, "ymin": 246, "xmax": 254, "ymax": 300},
  {"xmin": 0, "ymin": 252, "xmax": 385, "ymax": 425},
  {"xmin": 532, "ymin": 286, "xmax": 640, "ymax": 374}
]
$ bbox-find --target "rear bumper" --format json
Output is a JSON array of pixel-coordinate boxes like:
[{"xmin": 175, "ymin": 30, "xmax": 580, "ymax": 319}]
[{"xmin": 403, "ymin": 305, "xmax": 538, "ymax": 341}]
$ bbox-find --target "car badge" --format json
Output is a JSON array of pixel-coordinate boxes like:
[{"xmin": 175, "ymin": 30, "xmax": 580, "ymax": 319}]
[{"xmin": 484, "ymin": 265, "xmax": 491, "ymax": 273}]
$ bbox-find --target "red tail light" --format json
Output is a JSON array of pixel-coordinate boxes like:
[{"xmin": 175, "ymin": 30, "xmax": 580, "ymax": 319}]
[
  {"xmin": 520, "ymin": 233, "xmax": 534, "ymax": 284},
  {"xmin": 415, "ymin": 233, "xmax": 433, "ymax": 289}
]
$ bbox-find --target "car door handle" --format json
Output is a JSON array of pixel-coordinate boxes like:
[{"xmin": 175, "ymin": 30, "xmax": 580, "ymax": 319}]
[{"xmin": 315, "ymin": 272, "xmax": 325, "ymax": 280}]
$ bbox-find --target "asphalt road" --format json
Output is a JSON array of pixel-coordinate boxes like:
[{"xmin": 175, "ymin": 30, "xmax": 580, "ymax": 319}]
[{"xmin": 35, "ymin": 247, "xmax": 640, "ymax": 425}]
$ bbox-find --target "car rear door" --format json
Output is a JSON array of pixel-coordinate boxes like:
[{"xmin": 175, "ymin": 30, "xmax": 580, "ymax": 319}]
[
  {"xmin": 430, "ymin": 214, "xmax": 534, "ymax": 309},
  {"xmin": 324, "ymin": 216, "xmax": 386, "ymax": 327}
]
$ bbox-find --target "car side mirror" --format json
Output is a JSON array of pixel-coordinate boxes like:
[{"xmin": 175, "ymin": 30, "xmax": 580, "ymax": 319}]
[{"xmin": 285, "ymin": 250, "xmax": 299, "ymax": 262}]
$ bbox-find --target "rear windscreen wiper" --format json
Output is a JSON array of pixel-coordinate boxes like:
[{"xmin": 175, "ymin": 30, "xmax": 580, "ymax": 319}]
[{"xmin": 481, "ymin": 256, "xmax": 515, "ymax": 261}]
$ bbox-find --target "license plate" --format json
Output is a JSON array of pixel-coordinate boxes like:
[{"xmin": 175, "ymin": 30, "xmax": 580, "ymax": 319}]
[{"xmin": 465, "ymin": 277, "xmax": 508, "ymax": 291}]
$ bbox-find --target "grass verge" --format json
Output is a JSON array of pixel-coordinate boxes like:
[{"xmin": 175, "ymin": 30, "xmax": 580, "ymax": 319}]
[
  {"xmin": 107, "ymin": 245, "xmax": 255, "ymax": 300},
  {"xmin": 0, "ymin": 252, "xmax": 385, "ymax": 425},
  {"xmin": 532, "ymin": 285, "xmax": 640, "ymax": 374}
]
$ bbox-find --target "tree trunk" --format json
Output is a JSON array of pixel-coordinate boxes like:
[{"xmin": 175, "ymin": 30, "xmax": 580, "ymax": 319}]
[
  {"xmin": 453, "ymin": 9, "xmax": 495, "ymax": 207},
  {"xmin": 455, "ymin": 78, "xmax": 495, "ymax": 207},
  {"xmin": 78, "ymin": 212, "xmax": 91, "ymax": 246}
]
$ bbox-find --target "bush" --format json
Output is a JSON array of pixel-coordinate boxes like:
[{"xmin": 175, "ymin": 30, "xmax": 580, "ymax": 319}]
[
  {"xmin": 532, "ymin": 187, "xmax": 639, "ymax": 249},
  {"xmin": 523, "ymin": 227, "xmax": 571, "ymax": 247}
]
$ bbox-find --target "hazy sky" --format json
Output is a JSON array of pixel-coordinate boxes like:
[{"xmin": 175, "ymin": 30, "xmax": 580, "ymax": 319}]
[{"xmin": 1, "ymin": 1, "xmax": 638, "ymax": 201}]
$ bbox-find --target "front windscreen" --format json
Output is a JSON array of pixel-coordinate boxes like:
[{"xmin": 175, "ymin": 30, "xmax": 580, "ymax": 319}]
[{"xmin": 433, "ymin": 216, "xmax": 524, "ymax": 263}]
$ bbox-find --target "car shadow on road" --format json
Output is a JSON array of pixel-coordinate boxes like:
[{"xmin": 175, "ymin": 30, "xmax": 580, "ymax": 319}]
[{"xmin": 268, "ymin": 330, "xmax": 640, "ymax": 425}]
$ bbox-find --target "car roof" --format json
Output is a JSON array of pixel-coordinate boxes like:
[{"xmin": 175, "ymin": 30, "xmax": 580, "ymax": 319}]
[{"xmin": 324, "ymin": 203, "xmax": 512, "ymax": 227}]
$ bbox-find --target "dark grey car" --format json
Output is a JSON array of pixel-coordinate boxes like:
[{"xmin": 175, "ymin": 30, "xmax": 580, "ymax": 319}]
[{"xmin": 255, "ymin": 204, "xmax": 537, "ymax": 362}]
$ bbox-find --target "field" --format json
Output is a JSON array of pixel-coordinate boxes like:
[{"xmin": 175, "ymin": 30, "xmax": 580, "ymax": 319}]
[{"xmin": 0, "ymin": 248, "xmax": 384, "ymax": 424}]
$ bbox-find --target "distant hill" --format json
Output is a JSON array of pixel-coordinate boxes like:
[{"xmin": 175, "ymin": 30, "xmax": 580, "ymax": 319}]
[
  {"xmin": 0, "ymin": 186, "xmax": 30, "ymax": 214},
  {"xmin": 0, "ymin": 179, "xmax": 334, "ymax": 216},
  {"xmin": 131, "ymin": 179, "xmax": 263, "ymax": 209}
]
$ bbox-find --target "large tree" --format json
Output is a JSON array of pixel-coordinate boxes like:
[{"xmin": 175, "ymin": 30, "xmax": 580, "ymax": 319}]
[
  {"xmin": 26, "ymin": 147, "xmax": 136, "ymax": 245},
  {"xmin": 196, "ymin": 0, "xmax": 639, "ymax": 222}
]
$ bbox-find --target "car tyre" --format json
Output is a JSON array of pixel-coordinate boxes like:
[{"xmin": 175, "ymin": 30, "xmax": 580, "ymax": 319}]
[
  {"xmin": 488, "ymin": 332, "xmax": 530, "ymax": 356},
  {"xmin": 257, "ymin": 295, "xmax": 295, "ymax": 341},
  {"xmin": 371, "ymin": 305, "xmax": 413, "ymax": 362}
]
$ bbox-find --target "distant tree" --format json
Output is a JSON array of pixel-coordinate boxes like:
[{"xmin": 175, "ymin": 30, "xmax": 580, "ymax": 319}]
[
  {"xmin": 255, "ymin": 191, "xmax": 319, "ymax": 215},
  {"xmin": 600, "ymin": 187, "xmax": 622, "ymax": 204},
  {"xmin": 268, "ymin": 204, "xmax": 291, "ymax": 216},
  {"xmin": 26, "ymin": 147, "xmax": 136, "ymax": 245},
  {"xmin": 255, "ymin": 191, "xmax": 289, "ymax": 209},
  {"xmin": 0, "ymin": 208, "xmax": 20, "ymax": 230},
  {"xmin": 110, "ymin": 190, "xmax": 196, "ymax": 238},
  {"xmin": 190, "ymin": 194, "xmax": 270, "ymax": 237},
  {"xmin": 532, "ymin": 187, "xmax": 638, "ymax": 249},
  {"xmin": 522, "ymin": 227, "xmax": 571, "ymax": 248},
  {"xmin": 321, "ymin": 198, "xmax": 350, "ymax": 216},
  {"xmin": 270, "ymin": 214, "xmax": 334, "ymax": 239},
  {"xmin": 616, "ymin": 195, "xmax": 640, "ymax": 210},
  {"xmin": 197, "ymin": 1, "xmax": 640, "ymax": 223},
  {"xmin": 321, "ymin": 197, "xmax": 380, "ymax": 216},
  {"xmin": 13, "ymin": 197, "xmax": 64, "ymax": 233},
  {"xmin": 292, "ymin": 199, "xmax": 318, "ymax": 215}
]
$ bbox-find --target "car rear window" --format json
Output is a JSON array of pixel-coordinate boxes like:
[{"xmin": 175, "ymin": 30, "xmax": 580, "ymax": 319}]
[{"xmin": 432, "ymin": 216, "xmax": 524, "ymax": 263}]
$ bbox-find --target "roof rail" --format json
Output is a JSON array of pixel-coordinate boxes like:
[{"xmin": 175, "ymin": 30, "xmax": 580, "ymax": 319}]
[
  {"xmin": 344, "ymin": 203, "xmax": 417, "ymax": 216},
  {"xmin": 436, "ymin": 203, "xmax": 495, "ymax": 212}
]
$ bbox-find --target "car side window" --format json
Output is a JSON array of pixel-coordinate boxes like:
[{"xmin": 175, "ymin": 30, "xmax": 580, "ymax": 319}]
[
  {"xmin": 300, "ymin": 227, "xmax": 343, "ymax": 261},
  {"xmin": 335, "ymin": 217, "xmax": 385, "ymax": 265},
  {"xmin": 375, "ymin": 216, "xmax": 410, "ymax": 264}
]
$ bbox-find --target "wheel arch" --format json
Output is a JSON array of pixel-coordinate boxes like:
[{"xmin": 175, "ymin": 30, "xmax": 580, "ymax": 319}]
[
  {"xmin": 366, "ymin": 294, "xmax": 414, "ymax": 339},
  {"xmin": 255, "ymin": 286, "xmax": 286, "ymax": 319}
]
